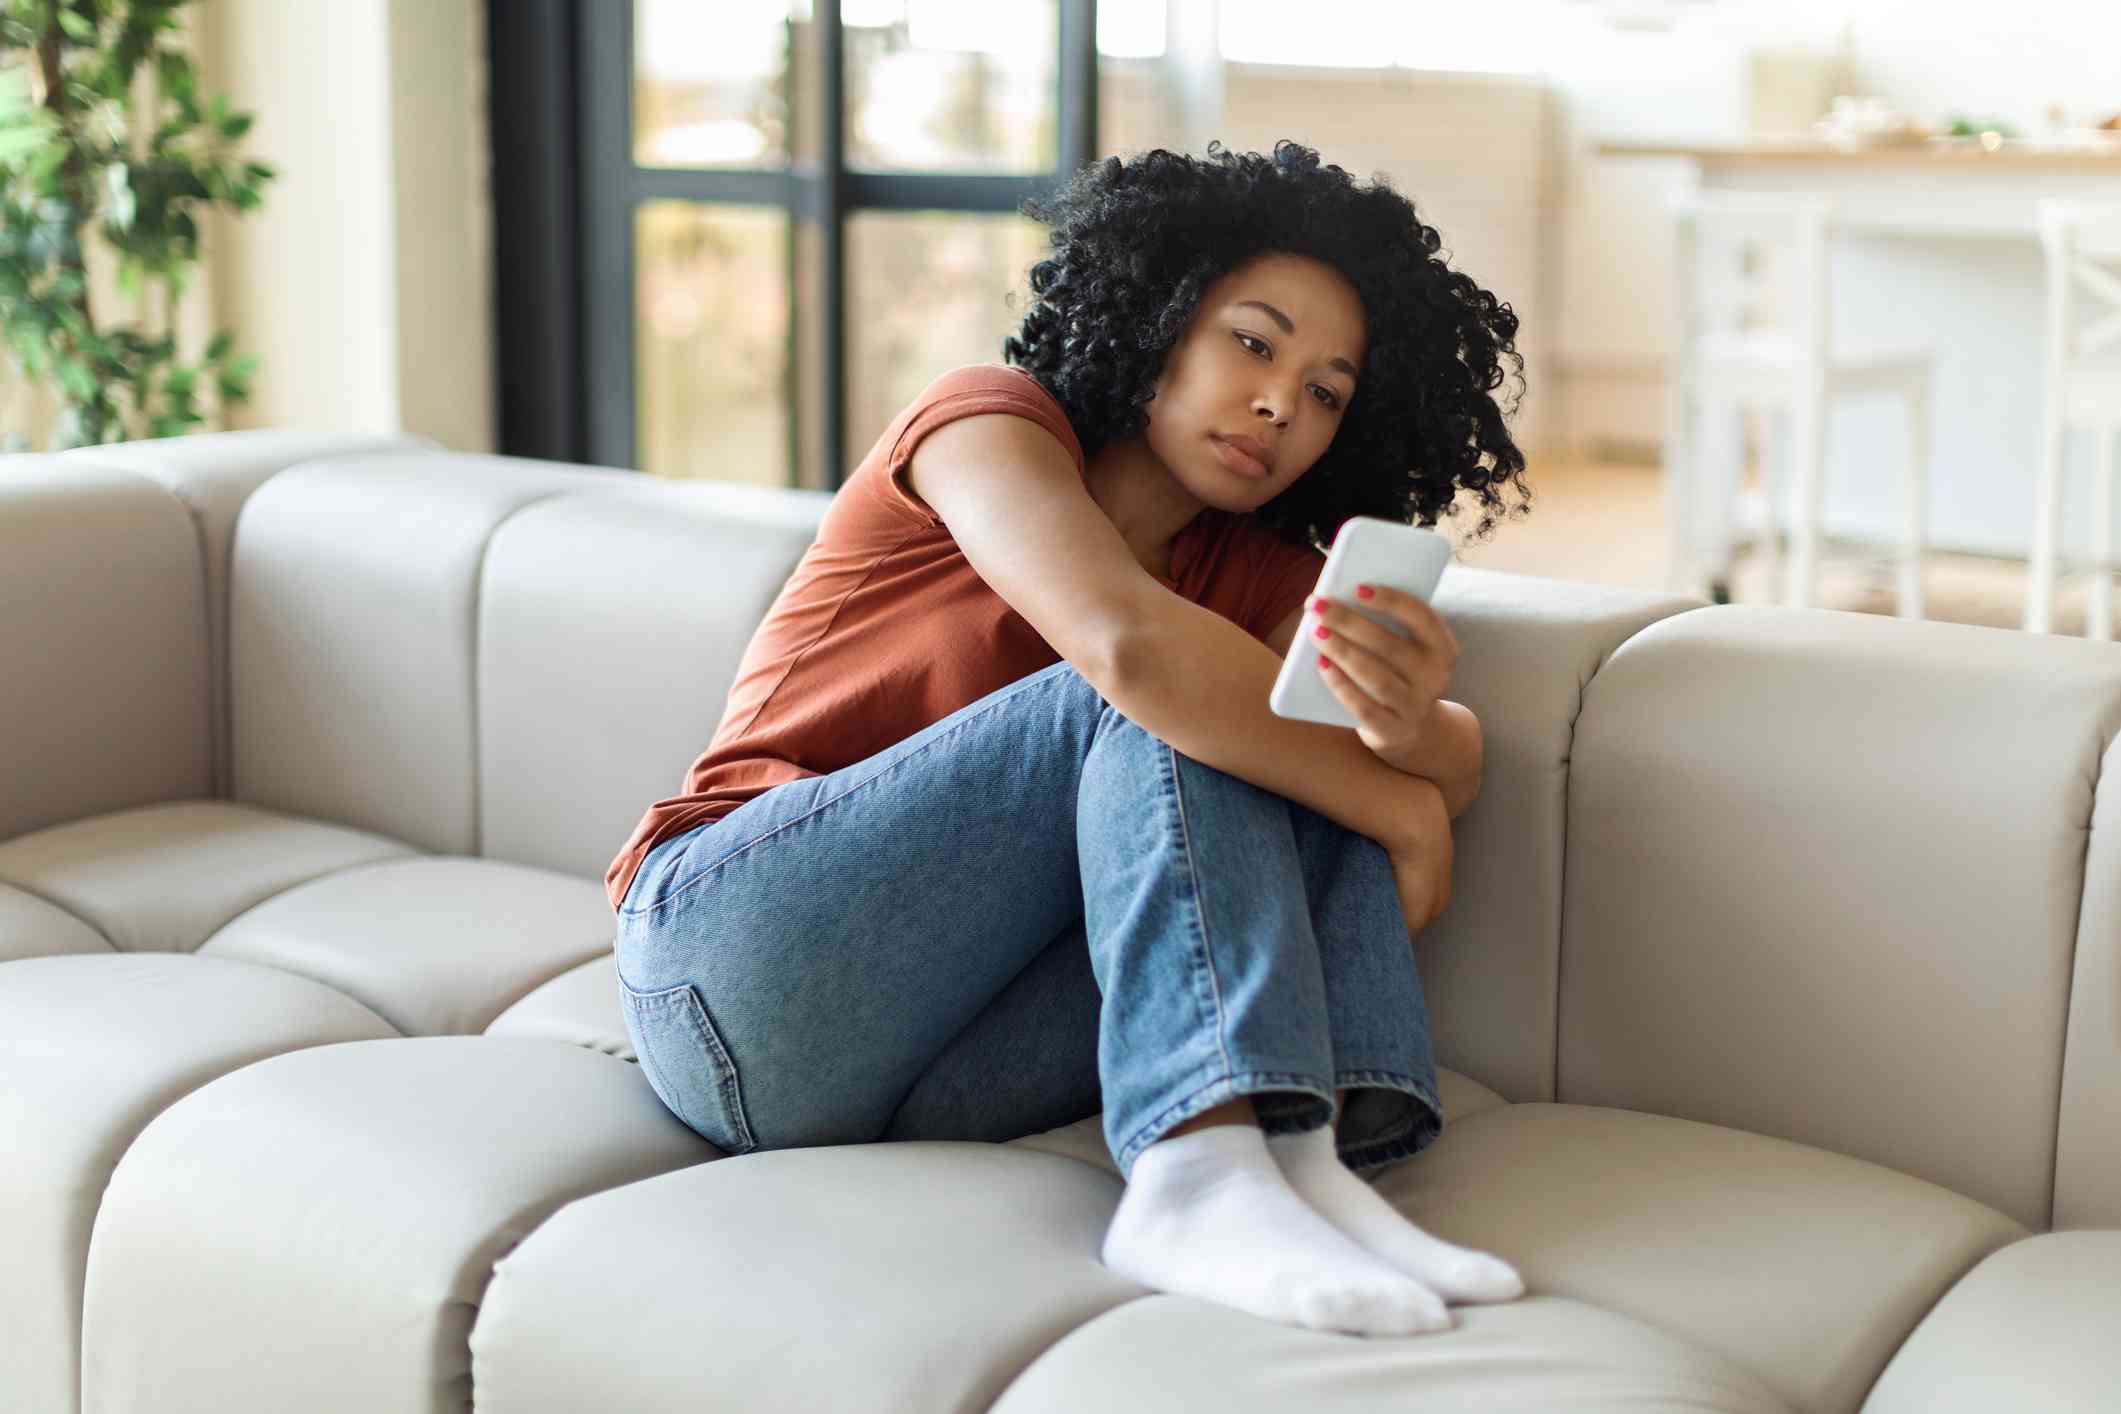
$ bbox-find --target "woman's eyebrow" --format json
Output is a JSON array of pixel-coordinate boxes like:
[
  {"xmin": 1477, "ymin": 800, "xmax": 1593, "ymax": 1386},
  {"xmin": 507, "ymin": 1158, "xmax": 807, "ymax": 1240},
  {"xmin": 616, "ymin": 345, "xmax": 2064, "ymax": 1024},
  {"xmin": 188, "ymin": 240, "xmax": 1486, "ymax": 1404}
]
[{"xmin": 1233, "ymin": 300, "xmax": 1359, "ymax": 379}]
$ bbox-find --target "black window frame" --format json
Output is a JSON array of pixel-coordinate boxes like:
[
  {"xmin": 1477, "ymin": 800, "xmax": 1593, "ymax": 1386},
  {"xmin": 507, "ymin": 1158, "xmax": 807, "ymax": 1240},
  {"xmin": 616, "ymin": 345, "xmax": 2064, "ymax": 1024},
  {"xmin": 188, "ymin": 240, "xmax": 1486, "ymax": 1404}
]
[{"xmin": 488, "ymin": 0, "xmax": 1099, "ymax": 488}]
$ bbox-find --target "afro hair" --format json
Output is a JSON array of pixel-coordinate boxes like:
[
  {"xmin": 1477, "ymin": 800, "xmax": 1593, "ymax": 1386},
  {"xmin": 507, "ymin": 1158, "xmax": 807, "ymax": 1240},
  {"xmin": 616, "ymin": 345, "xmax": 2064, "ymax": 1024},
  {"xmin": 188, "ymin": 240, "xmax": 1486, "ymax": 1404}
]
[{"xmin": 1003, "ymin": 139, "xmax": 1532, "ymax": 551}]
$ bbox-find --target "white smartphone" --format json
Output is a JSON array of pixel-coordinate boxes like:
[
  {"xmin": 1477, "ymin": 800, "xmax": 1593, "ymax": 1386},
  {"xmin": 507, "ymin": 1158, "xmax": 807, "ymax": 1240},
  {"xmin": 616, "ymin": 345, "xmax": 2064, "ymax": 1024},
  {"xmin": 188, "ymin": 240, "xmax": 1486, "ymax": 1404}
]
[{"xmin": 1268, "ymin": 516, "xmax": 1454, "ymax": 730}]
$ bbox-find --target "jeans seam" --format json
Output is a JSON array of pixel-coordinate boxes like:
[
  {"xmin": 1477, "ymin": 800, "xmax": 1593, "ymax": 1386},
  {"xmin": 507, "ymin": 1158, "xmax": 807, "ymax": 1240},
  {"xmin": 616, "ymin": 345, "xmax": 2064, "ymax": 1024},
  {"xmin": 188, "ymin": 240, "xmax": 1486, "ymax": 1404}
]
[
  {"xmin": 1162, "ymin": 740, "xmax": 1238, "ymax": 1086},
  {"xmin": 620, "ymin": 661, "xmax": 1083, "ymax": 918}
]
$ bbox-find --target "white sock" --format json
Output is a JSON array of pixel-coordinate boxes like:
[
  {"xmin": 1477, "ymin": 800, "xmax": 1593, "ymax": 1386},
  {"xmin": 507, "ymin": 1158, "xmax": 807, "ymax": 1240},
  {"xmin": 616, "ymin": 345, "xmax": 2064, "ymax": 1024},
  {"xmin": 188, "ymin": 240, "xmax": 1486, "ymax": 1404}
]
[
  {"xmin": 1265, "ymin": 1124, "xmax": 1525, "ymax": 1305},
  {"xmin": 1100, "ymin": 1121, "xmax": 1453, "ymax": 1337}
]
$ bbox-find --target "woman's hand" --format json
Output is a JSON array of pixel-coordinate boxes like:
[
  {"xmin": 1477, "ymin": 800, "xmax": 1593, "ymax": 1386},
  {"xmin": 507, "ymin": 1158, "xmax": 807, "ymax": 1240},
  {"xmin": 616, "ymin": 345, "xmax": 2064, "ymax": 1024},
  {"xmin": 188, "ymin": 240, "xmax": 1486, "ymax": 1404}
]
[
  {"xmin": 1310, "ymin": 584, "xmax": 1459, "ymax": 777},
  {"xmin": 1383, "ymin": 777, "xmax": 1454, "ymax": 933}
]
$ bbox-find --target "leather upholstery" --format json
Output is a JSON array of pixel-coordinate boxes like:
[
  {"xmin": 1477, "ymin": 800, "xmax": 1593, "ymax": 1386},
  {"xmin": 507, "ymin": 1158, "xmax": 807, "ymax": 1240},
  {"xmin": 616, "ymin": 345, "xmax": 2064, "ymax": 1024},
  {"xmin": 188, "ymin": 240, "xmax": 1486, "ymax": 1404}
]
[
  {"xmin": 1558, "ymin": 605, "xmax": 2121, "ymax": 1230},
  {"xmin": 0, "ymin": 459, "xmax": 208, "ymax": 840},
  {"xmin": 3, "ymin": 435, "xmax": 2117, "ymax": 1413},
  {"xmin": 62, "ymin": 430, "xmax": 441, "ymax": 797},
  {"xmin": 1863, "ymin": 1231, "xmax": 2121, "ymax": 1412}
]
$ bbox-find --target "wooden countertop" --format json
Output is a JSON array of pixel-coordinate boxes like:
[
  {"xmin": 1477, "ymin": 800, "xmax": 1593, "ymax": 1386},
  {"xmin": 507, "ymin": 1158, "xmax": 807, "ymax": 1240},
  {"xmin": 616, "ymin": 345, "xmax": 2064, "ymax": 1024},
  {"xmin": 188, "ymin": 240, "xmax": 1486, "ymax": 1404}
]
[{"xmin": 1597, "ymin": 138, "xmax": 2121, "ymax": 168}]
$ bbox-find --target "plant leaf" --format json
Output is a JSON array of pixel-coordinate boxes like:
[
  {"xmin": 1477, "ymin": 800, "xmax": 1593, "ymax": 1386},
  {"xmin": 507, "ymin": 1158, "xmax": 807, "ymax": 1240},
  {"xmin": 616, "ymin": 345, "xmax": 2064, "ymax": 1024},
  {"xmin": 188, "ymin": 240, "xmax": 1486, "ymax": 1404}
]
[{"xmin": 57, "ymin": 356, "xmax": 96, "ymax": 401}]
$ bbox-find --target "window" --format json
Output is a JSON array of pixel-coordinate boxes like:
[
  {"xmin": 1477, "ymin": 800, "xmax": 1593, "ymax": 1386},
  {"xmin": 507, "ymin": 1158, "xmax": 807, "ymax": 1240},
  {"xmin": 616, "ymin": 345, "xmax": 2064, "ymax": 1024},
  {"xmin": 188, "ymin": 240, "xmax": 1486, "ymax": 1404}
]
[{"xmin": 490, "ymin": 0, "xmax": 1099, "ymax": 490}]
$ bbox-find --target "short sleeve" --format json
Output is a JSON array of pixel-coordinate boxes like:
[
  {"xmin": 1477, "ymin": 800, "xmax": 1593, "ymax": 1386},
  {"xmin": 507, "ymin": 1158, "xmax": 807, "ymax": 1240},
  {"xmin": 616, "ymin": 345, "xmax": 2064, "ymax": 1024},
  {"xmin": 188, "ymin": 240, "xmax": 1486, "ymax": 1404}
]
[
  {"xmin": 877, "ymin": 365, "xmax": 1085, "ymax": 529},
  {"xmin": 1246, "ymin": 535, "xmax": 1329, "ymax": 643}
]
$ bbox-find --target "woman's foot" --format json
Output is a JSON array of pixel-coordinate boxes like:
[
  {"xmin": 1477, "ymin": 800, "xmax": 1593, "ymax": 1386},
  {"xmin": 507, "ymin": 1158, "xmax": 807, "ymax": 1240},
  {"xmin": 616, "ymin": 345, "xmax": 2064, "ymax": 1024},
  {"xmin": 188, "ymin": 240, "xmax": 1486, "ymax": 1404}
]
[
  {"xmin": 1265, "ymin": 1125, "xmax": 1524, "ymax": 1304},
  {"xmin": 1100, "ymin": 1120, "xmax": 1453, "ymax": 1337}
]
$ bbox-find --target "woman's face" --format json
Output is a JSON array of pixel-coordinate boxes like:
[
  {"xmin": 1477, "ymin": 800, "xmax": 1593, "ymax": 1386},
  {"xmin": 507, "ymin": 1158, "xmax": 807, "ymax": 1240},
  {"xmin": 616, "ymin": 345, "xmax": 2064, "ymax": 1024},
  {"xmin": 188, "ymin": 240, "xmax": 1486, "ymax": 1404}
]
[{"xmin": 1142, "ymin": 251, "xmax": 1367, "ymax": 508}]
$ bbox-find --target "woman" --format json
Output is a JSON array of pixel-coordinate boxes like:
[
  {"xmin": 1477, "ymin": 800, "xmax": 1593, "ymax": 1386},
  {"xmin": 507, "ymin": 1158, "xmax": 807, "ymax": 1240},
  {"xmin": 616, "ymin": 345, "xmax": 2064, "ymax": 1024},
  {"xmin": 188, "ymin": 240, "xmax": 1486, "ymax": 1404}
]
[{"xmin": 605, "ymin": 141, "xmax": 1535, "ymax": 1338}]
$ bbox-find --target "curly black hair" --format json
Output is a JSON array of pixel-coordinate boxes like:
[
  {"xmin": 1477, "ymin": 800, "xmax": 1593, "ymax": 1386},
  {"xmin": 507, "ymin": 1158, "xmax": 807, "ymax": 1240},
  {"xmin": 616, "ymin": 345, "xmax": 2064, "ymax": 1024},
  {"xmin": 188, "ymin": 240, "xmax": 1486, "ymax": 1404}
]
[{"xmin": 1002, "ymin": 140, "xmax": 1532, "ymax": 551}]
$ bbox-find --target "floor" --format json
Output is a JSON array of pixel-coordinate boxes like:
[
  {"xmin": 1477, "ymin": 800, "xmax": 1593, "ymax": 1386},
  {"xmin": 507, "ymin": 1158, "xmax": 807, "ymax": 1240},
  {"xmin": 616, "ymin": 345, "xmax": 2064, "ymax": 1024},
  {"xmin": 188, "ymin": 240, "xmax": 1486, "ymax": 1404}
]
[{"xmin": 1445, "ymin": 454, "xmax": 2119, "ymax": 640}]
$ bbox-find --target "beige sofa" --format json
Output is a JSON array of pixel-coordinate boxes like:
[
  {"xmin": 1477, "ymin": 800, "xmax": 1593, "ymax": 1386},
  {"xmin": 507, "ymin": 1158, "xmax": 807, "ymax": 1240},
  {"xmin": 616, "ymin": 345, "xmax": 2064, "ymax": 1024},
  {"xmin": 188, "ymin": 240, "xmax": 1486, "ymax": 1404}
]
[{"xmin": 4, "ymin": 430, "xmax": 2119, "ymax": 1413}]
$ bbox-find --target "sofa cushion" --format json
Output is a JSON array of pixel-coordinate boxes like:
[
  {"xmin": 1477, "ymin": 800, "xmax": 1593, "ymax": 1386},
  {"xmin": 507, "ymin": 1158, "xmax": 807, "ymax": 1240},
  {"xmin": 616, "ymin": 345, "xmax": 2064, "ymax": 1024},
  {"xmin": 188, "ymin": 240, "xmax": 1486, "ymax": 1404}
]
[
  {"xmin": 64, "ymin": 431, "xmax": 439, "ymax": 798},
  {"xmin": 1860, "ymin": 1231, "xmax": 2121, "ymax": 1413},
  {"xmin": 0, "ymin": 801, "xmax": 417, "ymax": 958},
  {"xmin": 469, "ymin": 1140, "xmax": 1143, "ymax": 1414},
  {"xmin": 200, "ymin": 855, "xmax": 615, "ymax": 1036},
  {"xmin": 80, "ymin": 1037, "xmax": 710, "ymax": 1414},
  {"xmin": 1375, "ymin": 1102, "xmax": 2028, "ymax": 1414},
  {"xmin": 484, "ymin": 952, "xmax": 634, "ymax": 1060},
  {"xmin": 469, "ymin": 1134, "xmax": 1790, "ymax": 1414},
  {"xmin": 0, "ymin": 458, "xmax": 207, "ymax": 841},
  {"xmin": 1560, "ymin": 605, "xmax": 2121, "ymax": 1230},
  {"xmin": 474, "ymin": 478, "xmax": 834, "ymax": 879},
  {"xmin": 226, "ymin": 453, "xmax": 626, "ymax": 854},
  {"xmin": 0, "ymin": 883, "xmax": 111, "ymax": 962},
  {"xmin": 1368, "ymin": 567, "xmax": 1706, "ymax": 1107},
  {"xmin": 0, "ymin": 800, "xmax": 415, "ymax": 956},
  {"xmin": 2055, "ymin": 727, "xmax": 2121, "ymax": 1227},
  {"xmin": 989, "ymin": 1293, "xmax": 1791, "ymax": 1414},
  {"xmin": 0, "ymin": 953, "xmax": 399, "ymax": 1414}
]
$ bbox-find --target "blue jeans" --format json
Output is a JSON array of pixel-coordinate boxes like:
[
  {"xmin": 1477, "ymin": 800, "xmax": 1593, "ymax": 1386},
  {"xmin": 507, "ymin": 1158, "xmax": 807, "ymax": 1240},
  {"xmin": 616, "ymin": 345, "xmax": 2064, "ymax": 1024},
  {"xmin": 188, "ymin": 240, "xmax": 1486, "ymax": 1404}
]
[{"xmin": 612, "ymin": 658, "xmax": 1444, "ymax": 1182}]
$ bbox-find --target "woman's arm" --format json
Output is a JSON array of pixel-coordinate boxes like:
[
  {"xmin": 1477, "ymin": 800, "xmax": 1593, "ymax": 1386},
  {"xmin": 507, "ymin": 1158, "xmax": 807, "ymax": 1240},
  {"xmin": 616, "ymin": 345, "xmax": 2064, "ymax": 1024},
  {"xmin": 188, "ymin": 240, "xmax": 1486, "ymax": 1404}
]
[{"xmin": 1101, "ymin": 589, "xmax": 1451, "ymax": 860}]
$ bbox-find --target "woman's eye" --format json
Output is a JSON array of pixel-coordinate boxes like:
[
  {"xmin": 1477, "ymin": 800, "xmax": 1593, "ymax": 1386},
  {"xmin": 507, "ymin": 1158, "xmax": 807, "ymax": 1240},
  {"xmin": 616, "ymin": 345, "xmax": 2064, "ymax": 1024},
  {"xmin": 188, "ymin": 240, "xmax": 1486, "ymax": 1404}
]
[
  {"xmin": 1311, "ymin": 386, "xmax": 1341, "ymax": 410},
  {"xmin": 1234, "ymin": 332, "xmax": 1269, "ymax": 357}
]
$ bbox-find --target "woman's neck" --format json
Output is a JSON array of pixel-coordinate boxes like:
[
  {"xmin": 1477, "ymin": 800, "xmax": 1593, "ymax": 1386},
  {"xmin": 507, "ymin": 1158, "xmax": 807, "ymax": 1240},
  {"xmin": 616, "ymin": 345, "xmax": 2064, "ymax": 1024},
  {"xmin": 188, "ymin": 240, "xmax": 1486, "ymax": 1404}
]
[{"xmin": 1083, "ymin": 435, "xmax": 1204, "ymax": 580}]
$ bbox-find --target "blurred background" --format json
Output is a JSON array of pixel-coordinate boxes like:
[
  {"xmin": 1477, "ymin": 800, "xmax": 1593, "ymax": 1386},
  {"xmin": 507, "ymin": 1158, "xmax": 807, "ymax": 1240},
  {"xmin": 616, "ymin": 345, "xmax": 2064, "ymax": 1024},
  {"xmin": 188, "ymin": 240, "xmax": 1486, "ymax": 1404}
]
[{"xmin": 10, "ymin": 0, "xmax": 2121, "ymax": 633}]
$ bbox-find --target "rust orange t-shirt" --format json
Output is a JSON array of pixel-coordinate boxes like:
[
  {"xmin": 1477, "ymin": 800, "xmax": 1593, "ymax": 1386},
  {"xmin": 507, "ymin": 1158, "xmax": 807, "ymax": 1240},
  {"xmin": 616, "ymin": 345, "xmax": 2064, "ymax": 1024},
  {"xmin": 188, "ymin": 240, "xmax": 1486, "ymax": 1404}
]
[{"xmin": 604, "ymin": 362, "xmax": 1331, "ymax": 913}]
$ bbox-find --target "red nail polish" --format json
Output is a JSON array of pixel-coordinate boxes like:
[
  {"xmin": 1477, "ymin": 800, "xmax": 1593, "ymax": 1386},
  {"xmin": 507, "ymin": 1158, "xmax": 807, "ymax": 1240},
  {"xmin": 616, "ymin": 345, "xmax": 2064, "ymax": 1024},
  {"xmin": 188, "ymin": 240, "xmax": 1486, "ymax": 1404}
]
[
  {"xmin": 1318, "ymin": 654, "xmax": 1331, "ymax": 669},
  {"xmin": 1355, "ymin": 584, "xmax": 1375, "ymax": 600},
  {"xmin": 1313, "ymin": 624, "xmax": 1330, "ymax": 640}
]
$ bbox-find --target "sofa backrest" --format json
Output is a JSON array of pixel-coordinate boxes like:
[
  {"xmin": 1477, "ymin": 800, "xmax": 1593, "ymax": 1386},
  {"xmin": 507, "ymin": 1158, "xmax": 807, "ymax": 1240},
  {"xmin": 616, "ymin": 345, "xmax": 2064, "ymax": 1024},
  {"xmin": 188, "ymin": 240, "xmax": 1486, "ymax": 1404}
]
[
  {"xmin": 226, "ymin": 453, "xmax": 629, "ymax": 853},
  {"xmin": 1555, "ymin": 606, "xmax": 2121, "ymax": 1231},
  {"xmin": 472, "ymin": 478, "xmax": 834, "ymax": 877},
  {"xmin": 1, "ymin": 458, "xmax": 208, "ymax": 840},
  {"xmin": 63, "ymin": 430, "xmax": 439, "ymax": 797}
]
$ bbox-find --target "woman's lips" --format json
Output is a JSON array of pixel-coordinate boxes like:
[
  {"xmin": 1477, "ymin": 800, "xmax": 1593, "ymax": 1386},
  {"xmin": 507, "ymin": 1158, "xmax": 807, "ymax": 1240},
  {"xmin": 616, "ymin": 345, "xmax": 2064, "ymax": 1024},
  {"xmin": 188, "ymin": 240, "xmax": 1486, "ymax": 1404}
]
[{"xmin": 1209, "ymin": 434, "xmax": 1271, "ymax": 478}]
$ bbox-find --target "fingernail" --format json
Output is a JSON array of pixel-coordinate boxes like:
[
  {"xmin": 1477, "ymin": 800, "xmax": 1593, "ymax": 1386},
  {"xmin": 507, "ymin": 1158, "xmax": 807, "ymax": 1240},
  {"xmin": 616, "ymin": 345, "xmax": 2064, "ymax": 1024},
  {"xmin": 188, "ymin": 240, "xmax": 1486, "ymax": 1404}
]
[
  {"xmin": 1355, "ymin": 584, "xmax": 1375, "ymax": 600},
  {"xmin": 1313, "ymin": 624, "xmax": 1331, "ymax": 640},
  {"xmin": 1311, "ymin": 595, "xmax": 1330, "ymax": 612}
]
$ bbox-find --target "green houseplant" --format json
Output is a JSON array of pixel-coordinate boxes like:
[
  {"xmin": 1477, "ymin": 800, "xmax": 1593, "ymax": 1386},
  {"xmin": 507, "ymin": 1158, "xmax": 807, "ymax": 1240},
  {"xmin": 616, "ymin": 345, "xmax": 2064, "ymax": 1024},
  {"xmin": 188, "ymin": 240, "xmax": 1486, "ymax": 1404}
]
[{"xmin": 0, "ymin": 0, "xmax": 271, "ymax": 451}]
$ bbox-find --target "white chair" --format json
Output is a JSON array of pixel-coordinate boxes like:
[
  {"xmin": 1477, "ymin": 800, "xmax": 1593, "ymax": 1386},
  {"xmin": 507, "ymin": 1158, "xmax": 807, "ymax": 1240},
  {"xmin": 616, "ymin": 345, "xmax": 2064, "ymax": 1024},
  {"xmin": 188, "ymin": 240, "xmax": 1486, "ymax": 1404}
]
[
  {"xmin": 1662, "ymin": 190, "xmax": 1934, "ymax": 617},
  {"xmin": 2026, "ymin": 200, "xmax": 2121, "ymax": 641}
]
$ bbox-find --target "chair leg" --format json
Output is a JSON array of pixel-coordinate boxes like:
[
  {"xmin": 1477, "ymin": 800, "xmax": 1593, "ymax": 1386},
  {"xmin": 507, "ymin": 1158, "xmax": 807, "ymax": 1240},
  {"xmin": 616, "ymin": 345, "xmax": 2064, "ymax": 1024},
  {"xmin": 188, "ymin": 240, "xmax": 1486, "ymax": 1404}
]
[
  {"xmin": 1760, "ymin": 403, "xmax": 1785, "ymax": 599},
  {"xmin": 1896, "ymin": 369, "xmax": 1930, "ymax": 620},
  {"xmin": 2026, "ymin": 398, "xmax": 2066, "ymax": 634},
  {"xmin": 1663, "ymin": 381, "xmax": 1696, "ymax": 597},
  {"xmin": 1784, "ymin": 373, "xmax": 1827, "ymax": 609},
  {"xmin": 2091, "ymin": 423, "xmax": 2115, "ymax": 642},
  {"xmin": 1697, "ymin": 392, "xmax": 1744, "ymax": 592}
]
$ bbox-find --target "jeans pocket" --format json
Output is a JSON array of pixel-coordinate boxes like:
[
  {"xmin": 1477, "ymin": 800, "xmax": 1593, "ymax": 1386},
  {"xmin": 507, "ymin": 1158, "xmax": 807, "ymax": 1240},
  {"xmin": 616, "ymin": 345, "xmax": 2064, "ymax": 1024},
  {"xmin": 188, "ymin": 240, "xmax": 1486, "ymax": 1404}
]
[{"xmin": 617, "ymin": 971, "xmax": 757, "ymax": 1155}]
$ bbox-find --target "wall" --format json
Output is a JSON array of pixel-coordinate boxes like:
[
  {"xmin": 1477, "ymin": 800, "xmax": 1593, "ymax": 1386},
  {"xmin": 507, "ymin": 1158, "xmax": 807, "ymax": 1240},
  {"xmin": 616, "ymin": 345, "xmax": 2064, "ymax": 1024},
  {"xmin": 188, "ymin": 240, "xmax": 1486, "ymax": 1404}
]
[
  {"xmin": 195, "ymin": 0, "xmax": 401, "ymax": 442},
  {"xmin": 382, "ymin": 0, "xmax": 495, "ymax": 456},
  {"xmin": 4, "ymin": 0, "xmax": 494, "ymax": 455}
]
